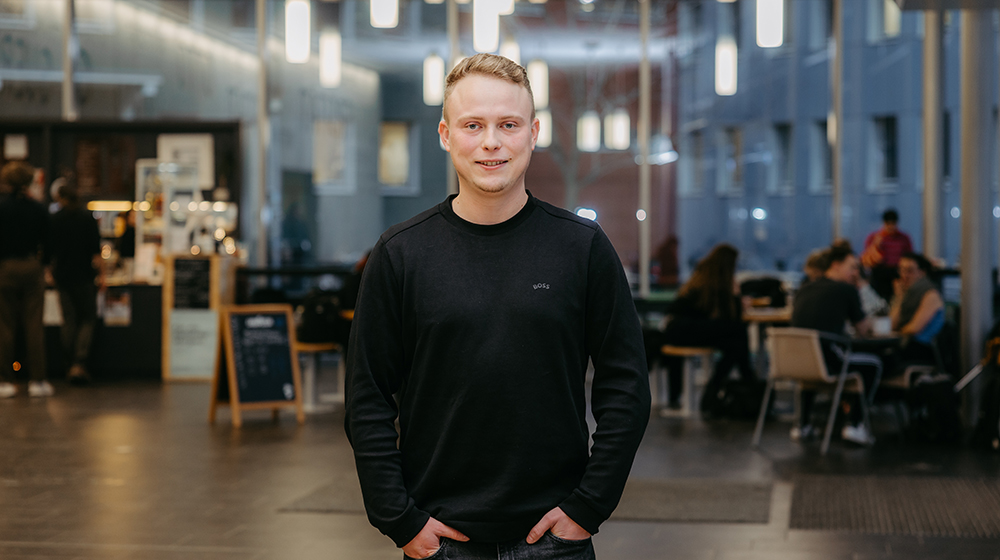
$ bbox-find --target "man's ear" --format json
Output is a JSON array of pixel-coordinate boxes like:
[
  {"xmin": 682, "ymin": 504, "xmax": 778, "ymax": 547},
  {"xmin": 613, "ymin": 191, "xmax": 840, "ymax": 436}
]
[
  {"xmin": 438, "ymin": 120, "xmax": 451, "ymax": 152},
  {"xmin": 530, "ymin": 117, "xmax": 539, "ymax": 151}
]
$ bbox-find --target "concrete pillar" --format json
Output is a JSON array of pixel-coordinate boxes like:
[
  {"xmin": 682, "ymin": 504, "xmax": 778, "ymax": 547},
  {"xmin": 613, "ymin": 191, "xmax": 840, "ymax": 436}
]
[
  {"xmin": 831, "ymin": 0, "xmax": 843, "ymax": 239},
  {"xmin": 638, "ymin": 0, "xmax": 651, "ymax": 298},
  {"xmin": 61, "ymin": 0, "xmax": 77, "ymax": 121},
  {"xmin": 959, "ymin": 12, "xmax": 993, "ymax": 396},
  {"xmin": 256, "ymin": 0, "xmax": 270, "ymax": 267},
  {"xmin": 922, "ymin": 9, "xmax": 943, "ymax": 260},
  {"xmin": 446, "ymin": 0, "xmax": 459, "ymax": 196}
]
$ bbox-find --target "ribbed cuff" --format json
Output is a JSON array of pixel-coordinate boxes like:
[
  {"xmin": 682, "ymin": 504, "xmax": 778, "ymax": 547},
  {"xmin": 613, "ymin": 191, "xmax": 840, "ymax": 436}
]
[
  {"xmin": 387, "ymin": 509, "xmax": 432, "ymax": 549},
  {"xmin": 558, "ymin": 493, "xmax": 606, "ymax": 536}
]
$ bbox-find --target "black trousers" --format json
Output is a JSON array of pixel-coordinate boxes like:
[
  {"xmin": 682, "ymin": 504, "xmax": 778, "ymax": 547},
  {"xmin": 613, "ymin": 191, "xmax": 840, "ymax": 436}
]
[
  {"xmin": 663, "ymin": 317, "xmax": 755, "ymax": 410},
  {"xmin": 0, "ymin": 258, "xmax": 47, "ymax": 382},
  {"xmin": 57, "ymin": 279, "xmax": 98, "ymax": 370}
]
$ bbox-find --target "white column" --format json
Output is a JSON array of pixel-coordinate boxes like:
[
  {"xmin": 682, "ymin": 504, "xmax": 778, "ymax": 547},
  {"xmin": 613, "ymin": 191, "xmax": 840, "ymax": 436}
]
[
  {"xmin": 959, "ymin": 12, "xmax": 993, "ymax": 381},
  {"xmin": 446, "ymin": 0, "xmax": 459, "ymax": 196},
  {"xmin": 831, "ymin": 0, "xmax": 843, "ymax": 239},
  {"xmin": 61, "ymin": 0, "xmax": 77, "ymax": 121},
  {"xmin": 638, "ymin": 0, "xmax": 651, "ymax": 298},
  {"xmin": 922, "ymin": 9, "xmax": 943, "ymax": 260},
  {"xmin": 256, "ymin": 0, "xmax": 270, "ymax": 267}
]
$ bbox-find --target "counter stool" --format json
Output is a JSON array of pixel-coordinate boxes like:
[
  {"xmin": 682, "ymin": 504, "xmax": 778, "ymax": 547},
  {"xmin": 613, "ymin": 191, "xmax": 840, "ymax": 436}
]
[
  {"xmin": 295, "ymin": 341, "xmax": 346, "ymax": 414},
  {"xmin": 658, "ymin": 345, "xmax": 715, "ymax": 418}
]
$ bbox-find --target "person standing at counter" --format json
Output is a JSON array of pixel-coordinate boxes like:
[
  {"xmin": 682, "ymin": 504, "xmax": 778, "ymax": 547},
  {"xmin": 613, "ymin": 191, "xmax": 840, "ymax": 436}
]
[
  {"xmin": 49, "ymin": 183, "xmax": 102, "ymax": 384},
  {"xmin": 0, "ymin": 161, "xmax": 51, "ymax": 398},
  {"xmin": 345, "ymin": 54, "xmax": 650, "ymax": 560}
]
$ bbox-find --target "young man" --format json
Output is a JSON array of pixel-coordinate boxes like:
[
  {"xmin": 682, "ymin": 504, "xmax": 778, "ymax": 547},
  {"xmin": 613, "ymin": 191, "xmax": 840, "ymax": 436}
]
[
  {"xmin": 791, "ymin": 245, "xmax": 882, "ymax": 445},
  {"xmin": 49, "ymin": 183, "xmax": 102, "ymax": 384},
  {"xmin": 862, "ymin": 209, "xmax": 913, "ymax": 302},
  {"xmin": 345, "ymin": 54, "xmax": 650, "ymax": 560},
  {"xmin": 0, "ymin": 161, "xmax": 51, "ymax": 398}
]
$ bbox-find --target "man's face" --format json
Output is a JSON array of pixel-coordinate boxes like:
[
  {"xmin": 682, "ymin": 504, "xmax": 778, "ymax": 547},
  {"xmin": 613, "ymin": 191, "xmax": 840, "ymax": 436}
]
[
  {"xmin": 883, "ymin": 220, "xmax": 898, "ymax": 234},
  {"xmin": 439, "ymin": 74, "xmax": 539, "ymax": 197},
  {"xmin": 829, "ymin": 255, "xmax": 860, "ymax": 285},
  {"xmin": 898, "ymin": 257, "xmax": 922, "ymax": 288}
]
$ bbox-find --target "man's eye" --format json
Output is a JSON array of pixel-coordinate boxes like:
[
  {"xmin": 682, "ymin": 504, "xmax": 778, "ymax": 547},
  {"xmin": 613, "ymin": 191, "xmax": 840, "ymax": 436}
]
[
  {"xmin": 503, "ymin": 123, "xmax": 515, "ymax": 129},
  {"xmin": 466, "ymin": 123, "xmax": 480, "ymax": 130}
]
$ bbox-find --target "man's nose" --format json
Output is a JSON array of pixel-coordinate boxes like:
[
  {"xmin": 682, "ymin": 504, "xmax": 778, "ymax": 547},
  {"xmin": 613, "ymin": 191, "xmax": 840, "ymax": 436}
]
[{"xmin": 482, "ymin": 127, "xmax": 501, "ymax": 150}]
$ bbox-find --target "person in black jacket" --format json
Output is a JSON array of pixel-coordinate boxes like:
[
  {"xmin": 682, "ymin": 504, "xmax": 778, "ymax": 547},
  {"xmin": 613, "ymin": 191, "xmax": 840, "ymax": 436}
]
[
  {"xmin": 663, "ymin": 244, "xmax": 755, "ymax": 415},
  {"xmin": 345, "ymin": 54, "xmax": 650, "ymax": 560},
  {"xmin": 0, "ymin": 161, "xmax": 51, "ymax": 398},
  {"xmin": 49, "ymin": 183, "xmax": 102, "ymax": 384}
]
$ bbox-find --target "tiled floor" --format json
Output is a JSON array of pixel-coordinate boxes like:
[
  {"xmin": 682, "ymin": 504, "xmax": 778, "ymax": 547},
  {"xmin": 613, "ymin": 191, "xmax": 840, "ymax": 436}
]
[{"xmin": 1, "ymin": 378, "xmax": 999, "ymax": 560}]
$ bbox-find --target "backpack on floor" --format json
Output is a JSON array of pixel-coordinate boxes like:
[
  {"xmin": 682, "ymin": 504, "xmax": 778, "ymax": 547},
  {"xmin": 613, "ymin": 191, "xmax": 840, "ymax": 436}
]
[
  {"xmin": 713, "ymin": 378, "xmax": 772, "ymax": 421},
  {"xmin": 971, "ymin": 323, "xmax": 1000, "ymax": 450},
  {"xmin": 907, "ymin": 372, "xmax": 962, "ymax": 444}
]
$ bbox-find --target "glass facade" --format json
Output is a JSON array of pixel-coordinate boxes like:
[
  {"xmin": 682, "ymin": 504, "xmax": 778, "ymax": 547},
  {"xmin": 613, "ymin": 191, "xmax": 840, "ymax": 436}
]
[{"xmin": 0, "ymin": 0, "xmax": 998, "ymax": 280}]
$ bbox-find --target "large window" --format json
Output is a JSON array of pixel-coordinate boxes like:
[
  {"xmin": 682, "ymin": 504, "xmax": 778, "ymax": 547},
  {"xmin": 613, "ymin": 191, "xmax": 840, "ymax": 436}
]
[
  {"xmin": 810, "ymin": 120, "xmax": 832, "ymax": 194},
  {"xmin": 808, "ymin": 0, "xmax": 833, "ymax": 51},
  {"xmin": 680, "ymin": 129, "xmax": 706, "ymax": 197},
  {"xmin": 718, "ymin": 127, "xmax": 743, "ymax": 195},
  {"xmin": 0, "ymin": 0, "xmax": 35, "ymax": 29},
  {"xmin": 768, "ymin": 123, "xmax": 793, "ymax": 195},
  {"xmin": 870, "ymin": 115, "xmax": 899, "ymax": 189},
  {"xmin": 943, "ymin": 111, "xmax": 951, "ymax": 181},
  {"xmin": 869, "ymin": 0, "xmax": 901, "ymax": 42},
  {"xmin": 378, "ymin": 121, "xmax": 420, "ymax": 196}
]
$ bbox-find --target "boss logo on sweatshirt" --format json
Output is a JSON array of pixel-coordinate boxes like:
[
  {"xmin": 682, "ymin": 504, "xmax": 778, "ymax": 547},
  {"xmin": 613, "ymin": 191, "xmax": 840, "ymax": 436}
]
[{"xmin": 533, "ymin": 283, "xmax": 550, "ymax": 290}]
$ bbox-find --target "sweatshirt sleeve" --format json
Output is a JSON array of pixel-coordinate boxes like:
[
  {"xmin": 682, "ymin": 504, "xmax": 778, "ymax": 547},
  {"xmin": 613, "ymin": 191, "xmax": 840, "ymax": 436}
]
[
  {"xmin": 344, "ymin": 238, "xmax": 430, "ymax": 548},
  {"xmin": 558, "ymin": 227, "xmax": 651, "ymax": 534}
]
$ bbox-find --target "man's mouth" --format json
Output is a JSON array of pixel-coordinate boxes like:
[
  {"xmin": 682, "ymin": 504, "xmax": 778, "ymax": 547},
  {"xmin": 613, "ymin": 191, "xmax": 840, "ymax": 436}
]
[{"xmin": 476, "ymin": 160, "xmax": 508, "ymax": 167}]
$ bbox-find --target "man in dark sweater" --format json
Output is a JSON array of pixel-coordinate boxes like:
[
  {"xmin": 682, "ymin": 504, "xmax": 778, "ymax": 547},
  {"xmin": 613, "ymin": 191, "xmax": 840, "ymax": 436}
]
[
  {"xmin": 0, "ymin": 161, "xmax": 51, "ymax": 398},
  {"xmin": 49, "ymin": 183, "xmax": 102, "ymax": 383},
  {"xmin": 791, "ymin": 245, "xmax": 881, "ymax": 445},
  {"xmin": 345, "ymin": 54, "xmax": 650, "ymax": 560}
]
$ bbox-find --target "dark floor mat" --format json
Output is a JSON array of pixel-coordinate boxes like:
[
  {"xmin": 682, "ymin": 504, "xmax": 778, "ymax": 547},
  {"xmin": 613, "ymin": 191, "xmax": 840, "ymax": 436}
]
[
  {"xmin": 280, "ymin": 477, "xmax": 773, "ymax": 524},
  {"xmin": 790, "ymin": 475, "xmax": 1000, "ymax": 537}
]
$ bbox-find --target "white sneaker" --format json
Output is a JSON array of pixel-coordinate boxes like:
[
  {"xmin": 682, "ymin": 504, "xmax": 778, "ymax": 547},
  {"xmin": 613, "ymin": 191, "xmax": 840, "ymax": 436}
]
[
  {"xmin": 842, "ymin": 424, "xmax": 875, "ymax": 446},
  {"xmin": 0, "ymin": 382, "xmax": 16, "ymax": 398},
  {"xmin": 790, "ymin": 425, "xmax": 816, "ymax": 442},
  {"xmin": 28, "ymin": 381, "xmax": 54, "ymax": 398}
]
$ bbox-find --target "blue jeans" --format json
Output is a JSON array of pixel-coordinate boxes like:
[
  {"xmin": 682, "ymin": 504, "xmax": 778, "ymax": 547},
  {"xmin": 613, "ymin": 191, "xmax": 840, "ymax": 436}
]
[{"xmin": 404, "ymin": 534, "xmax": 596, "ymax": 560}]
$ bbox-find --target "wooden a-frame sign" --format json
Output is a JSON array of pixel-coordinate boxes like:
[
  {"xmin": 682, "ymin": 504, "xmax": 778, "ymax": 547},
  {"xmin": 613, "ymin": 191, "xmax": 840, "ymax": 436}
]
[{"xmin": 209, "ymin": 304, "xmax": 305, "ymax": 428}]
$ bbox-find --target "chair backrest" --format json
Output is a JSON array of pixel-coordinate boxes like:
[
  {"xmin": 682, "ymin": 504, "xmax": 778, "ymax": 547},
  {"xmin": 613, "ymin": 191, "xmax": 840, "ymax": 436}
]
[{"xmin": 766, "ymin": 327, "xmax": 834, "ymax": 383}]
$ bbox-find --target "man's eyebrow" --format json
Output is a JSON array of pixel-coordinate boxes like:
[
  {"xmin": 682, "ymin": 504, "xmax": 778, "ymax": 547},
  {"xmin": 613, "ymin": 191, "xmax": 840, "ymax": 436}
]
[{"xmin": 456, "ymin": 114, "xmax": 526, "ymax": 122}]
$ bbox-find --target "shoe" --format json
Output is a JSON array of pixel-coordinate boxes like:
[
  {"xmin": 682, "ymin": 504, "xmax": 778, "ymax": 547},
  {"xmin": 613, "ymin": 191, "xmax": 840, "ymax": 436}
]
[
  {"xmin": 67, "ymin": 365, "xmax": 91, "ymax": 385},
  {"xmin": 0, "ymin": 382, "xmax": 16, "ymax": 398},
  {"xmin": 842, "ymin": 424, "xmax": 875, "ymax": 446},
  {"xmin": 790, "ymin": 425, "xmax": 816, "ymax": 442},
  {"xmin": 28, "ymin": 381, "xmax": 54, "ymax": 398}
]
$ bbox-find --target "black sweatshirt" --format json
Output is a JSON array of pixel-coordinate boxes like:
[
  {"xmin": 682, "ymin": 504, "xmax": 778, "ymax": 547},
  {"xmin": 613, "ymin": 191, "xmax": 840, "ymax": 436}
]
[{"xmin": 345, "ymin": 193, "xmax": 650, "ymax": 548}]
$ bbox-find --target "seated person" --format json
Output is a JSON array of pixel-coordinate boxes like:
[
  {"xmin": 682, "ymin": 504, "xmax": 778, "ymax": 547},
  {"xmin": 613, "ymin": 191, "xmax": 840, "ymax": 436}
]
[
  {"xmin": 663, "ymin": 244, "xmax": 755, "ymax": 415},
  {"xmin": 802, "ymin": 248, "xmax": 829, "ymax": 286},
  {"xmin": 791, "ymin": 245, "xmax": 882, "ymax": 445},
  {"xmin": 885, "ymin": 252, "xmax": 945, "ymax": 374}
]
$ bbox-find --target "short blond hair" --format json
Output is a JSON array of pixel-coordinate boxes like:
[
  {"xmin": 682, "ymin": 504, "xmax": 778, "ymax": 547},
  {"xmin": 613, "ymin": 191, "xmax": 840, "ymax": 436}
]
[{"xmin": 443, "ymin": 53, "xmax": 534, "ymax": 122}]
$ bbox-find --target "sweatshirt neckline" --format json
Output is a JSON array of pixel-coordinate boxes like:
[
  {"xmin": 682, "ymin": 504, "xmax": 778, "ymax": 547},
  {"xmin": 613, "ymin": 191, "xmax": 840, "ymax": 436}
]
[{"xmin": 439, "ymin": 191, "xmax": 536, "ymax": 236}]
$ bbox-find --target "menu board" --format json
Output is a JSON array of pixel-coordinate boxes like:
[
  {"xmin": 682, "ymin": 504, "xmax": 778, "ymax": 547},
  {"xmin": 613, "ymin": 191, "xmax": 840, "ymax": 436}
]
[
  {"xmin": 173, "ymin": 258, "xmax": 211, "ymax": 309},
  {"xmin": 210, "ymin": 305, "xmax": 304, "ymax": 427}
]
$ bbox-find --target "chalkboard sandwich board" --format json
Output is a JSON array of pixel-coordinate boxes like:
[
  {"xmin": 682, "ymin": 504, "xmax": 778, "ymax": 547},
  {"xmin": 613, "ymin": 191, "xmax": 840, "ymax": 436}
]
[{"xmin": 210, "ymin": 304, "xmax": 305, "ymax": 427}]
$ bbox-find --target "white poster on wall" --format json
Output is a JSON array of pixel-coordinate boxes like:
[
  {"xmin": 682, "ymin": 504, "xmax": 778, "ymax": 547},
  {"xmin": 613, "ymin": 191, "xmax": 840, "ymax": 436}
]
[
  {"xmin": 170, "ymin": 309, "xmax": 219, "ymax": 380},
  {"xmin": 157, "ymin": 134, "xmax": 215, "ymax": 189}
]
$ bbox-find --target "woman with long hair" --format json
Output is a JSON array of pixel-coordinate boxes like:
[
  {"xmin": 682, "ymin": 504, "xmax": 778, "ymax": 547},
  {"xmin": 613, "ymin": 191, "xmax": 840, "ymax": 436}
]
[{"xmin": 663, "ymin": 244, "xmax": 755, "ymax": 415}]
